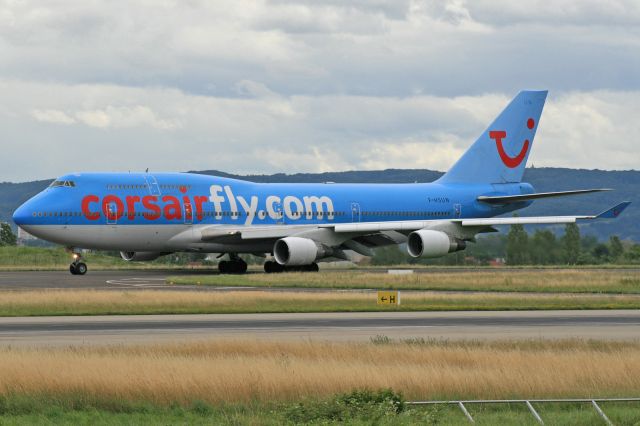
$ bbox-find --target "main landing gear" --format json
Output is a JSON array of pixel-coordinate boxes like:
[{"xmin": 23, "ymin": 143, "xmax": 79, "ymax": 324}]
[
  {"xmin": 69, "ymin": 252, "xmax": 87, "ymax": 275},
  {"xmin": 218, "ymin": 254, "xmax": 248, "ymax": 274},
  {"xmin": 263, "ymin": 261, "xmax": 319, "ymax": 273}
]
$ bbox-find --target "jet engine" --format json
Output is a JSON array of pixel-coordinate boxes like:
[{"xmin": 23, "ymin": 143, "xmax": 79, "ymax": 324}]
[
  {"xmin": 273, "ymin": 237, "xmax": 330, "ymax": 266},
  {"xmin": 407, "ymin": 230, "xmax": 466, "ymax": 258},
  {"xmin": 119, "ymin": 251, "xmax": 168, "ymax": 262}
]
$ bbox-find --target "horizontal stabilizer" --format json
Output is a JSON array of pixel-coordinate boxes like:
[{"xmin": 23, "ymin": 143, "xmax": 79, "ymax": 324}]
[
  {"xmin": 477, "ymin": 188, "xmax": 612, "ymax": 204},
  {"xmin": 596, "ymin": 201, "xmax": 631, "ymax": 219}
]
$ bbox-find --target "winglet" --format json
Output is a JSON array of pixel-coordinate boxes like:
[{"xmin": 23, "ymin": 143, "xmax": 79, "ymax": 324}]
[{"xmin": 596, "ymin": 201, "xmax": 631, "ymax": 219}]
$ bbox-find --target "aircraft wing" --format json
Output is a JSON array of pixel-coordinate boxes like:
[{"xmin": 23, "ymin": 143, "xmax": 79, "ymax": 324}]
[
  {"xmin": 200, "ymin": 202, "xmax": 631, "ymax": 250},
  {"xmin": 332, "ymin": 201, "xmax": 631, "ymax": 233}
]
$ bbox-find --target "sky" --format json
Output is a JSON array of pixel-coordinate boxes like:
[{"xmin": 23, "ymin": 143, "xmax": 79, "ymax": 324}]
[{"xmin": 1, "ymin": 0, "xmax": 639, "ymax": 182}]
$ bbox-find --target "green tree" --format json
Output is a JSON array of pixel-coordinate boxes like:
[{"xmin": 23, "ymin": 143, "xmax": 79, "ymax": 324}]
[
  {"xmin": 624, "ymin": 244, "xmax": 640, "ymax": 263},
  {"xmin": 506, "ymin": 223, "xmax": 529, "ymax": 265},
  {"xmin": 592, "ymin": 243, "xmax": 610, "ymax": 263},
  {"xmin": 0, "ymin": 223, "xmax": 17, "ymax": 246},
  {"xmin": 609, "ymin": 236, "xmax": 624, "ymax": 261},
  {"xmin": 562, "ymin": 223, "xmax": 581, "ymax": 265},
  {"xmin": 529, "ymin": 230, "xmax": 558, "ymax": 265}
]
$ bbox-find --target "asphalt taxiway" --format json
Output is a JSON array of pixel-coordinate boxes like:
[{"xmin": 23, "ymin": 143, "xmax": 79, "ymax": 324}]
[
  {"xmin": 0, "ymin": 270, "xmax": 177, "ymax": 290},
  {"xmin": 0, "ymin": 268, "xmax": 637, "ymax": 291},
  {"xmin": 0, "ymin": 310, "xmax": 639, "ymax": 346}
]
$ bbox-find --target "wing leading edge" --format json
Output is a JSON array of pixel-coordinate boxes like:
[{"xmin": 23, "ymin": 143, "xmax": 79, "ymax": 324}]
[
  {"xmin": 477, "ymin": 188, "xmax": 612, "ymax": 204},
  {"xmin": 200, "ymin": 202, "xmax": 630, "ymax": 242}
]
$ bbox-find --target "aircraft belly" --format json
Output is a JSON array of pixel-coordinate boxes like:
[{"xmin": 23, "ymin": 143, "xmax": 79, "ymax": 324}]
[
  {"xmin": 22, "ymin": 225, "xmax": 275, "ymax": 253},
  {"xmin": 22, "ymin": 225, "xmax": 192, "ymax": 251}
]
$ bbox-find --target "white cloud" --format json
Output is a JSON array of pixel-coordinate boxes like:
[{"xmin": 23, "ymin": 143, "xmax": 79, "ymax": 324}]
[
  {"xmin": 0, "ymin": 1, "xmax": 637, "ymax": 181},
  {"xmin": 1, "ymin": 0, "xmax": 638, "ymax": 99},
  {"xmin": 74, "ymin": 106, "xmax": 181, "ymax": 130},
  {"xmin": 31, "ymin": 109, "xmax": 75, "ymax": 125},
  {"xmin": 0, "ymin": 79, "xmax": 637, "ymax": 182}
]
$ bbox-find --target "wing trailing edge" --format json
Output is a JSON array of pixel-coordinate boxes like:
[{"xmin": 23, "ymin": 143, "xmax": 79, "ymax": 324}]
[{"xmin": 332, "ymin": 201, "xmax": 630, "ymax": 233}]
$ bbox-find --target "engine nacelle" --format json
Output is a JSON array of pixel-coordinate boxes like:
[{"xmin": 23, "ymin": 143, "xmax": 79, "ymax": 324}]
[
  {"xmin": 273, "ymin": 237, "xmax": 329, "ymax": 266},
  {"xmin": 119, "ymin": 251, "xmax": 167, "ymax": 262},
  {"xmin": 407, "ymin": 230, "xmax": 466, "ymax": 258}
]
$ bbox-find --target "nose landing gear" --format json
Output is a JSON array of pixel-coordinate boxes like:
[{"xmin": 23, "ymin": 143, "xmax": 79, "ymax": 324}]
[{"xmin": 69, "ymin": 252, "xmax": 87, "ymax": 275}]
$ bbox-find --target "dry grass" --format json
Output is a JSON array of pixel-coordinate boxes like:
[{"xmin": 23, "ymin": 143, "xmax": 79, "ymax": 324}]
[
  {"xmin": 171, "ymin": 269, "xmax": 640, "ymax": 294},
  {"xmin": 243, "ymin": 270, "xmax": 640, "ymax": 293},
  {"xmin": 1, "ymin": 289, "xmax": 640, "ymax": 315},
  {"xmin": 1, "ymin": 339, "xmax": 640, "ymax": 405}
]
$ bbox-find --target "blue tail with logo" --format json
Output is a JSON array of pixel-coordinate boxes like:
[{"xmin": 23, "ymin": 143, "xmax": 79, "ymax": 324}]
[{"xmin": 437, "ymin": 90, "xmax": 548, "ymax": 184}]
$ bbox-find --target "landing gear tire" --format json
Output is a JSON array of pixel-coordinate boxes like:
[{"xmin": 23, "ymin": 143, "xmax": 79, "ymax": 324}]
[
  {"xmin": 264, "ymin": 261, "xmax": 318, "ymax": 273},
  {"xmin": 218, "ymin": 259, "xmax": 248, "ymax": 274},
  {"xmin": 70, "ymin": 262, "xmax": 87, "ymax": 275},
  {"xmin": 264, "ymin": 260, "xmax": 285, "ymax": 273},
  {"xmin": 295, "ymin": 263, "xmax": 319, "ymax": 272},
  {"xmin": 75, "ymin": 262, "xmax": 88, "ymax": 275}
]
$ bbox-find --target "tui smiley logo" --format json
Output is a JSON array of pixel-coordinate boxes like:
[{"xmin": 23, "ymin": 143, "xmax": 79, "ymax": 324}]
[{"xmin": 489, "ymin": 118, "xmax": 535, "ymax": 168}]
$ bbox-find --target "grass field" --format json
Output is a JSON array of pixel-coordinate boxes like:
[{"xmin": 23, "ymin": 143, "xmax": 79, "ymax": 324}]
[
  {"xmin": 0, "ymin": 339, "xmax": 639, "ymax": 424},
  {"xmin": 2, "ymin": 397, "xmax": 639, "ymax": 425},
  {"xmin": 0, "ymin": 246, "xmax": 180, "ymax": 270},
  {"xmin": 169, "ymin": 269, "xmax": 640, "ymax": 294},
  {"xmin": 1, "ymin": 289, "xmax": 640, "ymax": 316}
]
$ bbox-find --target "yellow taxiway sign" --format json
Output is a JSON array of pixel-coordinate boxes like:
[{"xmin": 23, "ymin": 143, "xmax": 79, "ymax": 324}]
[{"xmin": 377, "ymin": 291, "xmax": 400, "ymax": 305}]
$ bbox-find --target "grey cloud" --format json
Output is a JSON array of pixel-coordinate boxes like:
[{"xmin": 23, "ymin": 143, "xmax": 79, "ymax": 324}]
[
  {"xmin": 0, "ymin": 79, "xmax": 636, "ymax": 182},
  {"xmin": 466, "ymin": 0, "xmax": 640, "ymax": 27},
  {"xmin": 1, "ymin": 0, "xmax": 638, "ymax": 99},
  {"xmin": 0, "ymin": 0, "xmax": 637, "ymax": 181}
]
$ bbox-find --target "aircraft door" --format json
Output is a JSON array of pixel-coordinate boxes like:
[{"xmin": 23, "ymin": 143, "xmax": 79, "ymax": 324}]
[
  {"xmin": 184, "ymin": 201, "xmax": 193, "ymax": 225},
  {"xmin": 273, "ymin": 201, "xmax": 284, "ymax": 224},
  {"xmin": 144, "ymin": 175, "xmax": 161, "ymax": 196},
  {"xmin": 106, "ymin": 202, "xmax": 118, "ymax": 225},
  {"xmin": 453, "ymin": 203, "xmax": 462, "ymax": 218},
  {"xmin": 351, "ymin": 202, "xmax": 361, "ymax": 222}
]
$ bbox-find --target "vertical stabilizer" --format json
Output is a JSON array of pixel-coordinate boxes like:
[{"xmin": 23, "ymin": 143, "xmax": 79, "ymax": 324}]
[{"xmin": 437, "ymin": 90, "xmax": 547, "ymax": 184}]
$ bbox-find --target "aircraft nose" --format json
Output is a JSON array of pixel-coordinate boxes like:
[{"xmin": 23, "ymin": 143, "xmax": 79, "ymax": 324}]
[{"xmin": 12, "ymin": 201, "xmax": 33, "ymax": 226}]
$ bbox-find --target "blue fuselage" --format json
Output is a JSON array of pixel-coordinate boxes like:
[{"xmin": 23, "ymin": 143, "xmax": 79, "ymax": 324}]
[{"xmin": 13, "ymin": 172, "xmax": 533, "ymax": 229}]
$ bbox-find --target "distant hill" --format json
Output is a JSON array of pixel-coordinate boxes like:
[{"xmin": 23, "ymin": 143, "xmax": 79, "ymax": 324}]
[{"xmin": 2, "ymin": 168, "xmax": 638, "ymax": 241}]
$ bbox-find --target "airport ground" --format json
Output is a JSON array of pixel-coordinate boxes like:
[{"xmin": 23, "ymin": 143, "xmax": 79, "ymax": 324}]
[{"xmin": 0, "ymin": 267, "xmax": 639, "ymax": 424}]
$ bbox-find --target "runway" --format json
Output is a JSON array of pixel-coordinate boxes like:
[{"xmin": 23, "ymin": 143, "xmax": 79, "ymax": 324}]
[
  {"xmin": 0, "ymin": 270, "xmax": 368, "ymax": 292},
  {"xmin": 1, "ymin": 310, "xmax": 639, "ymax": 346},
  {"xmin": 0, "ymin": 270, "xmax": 177, "ymax": 290}
]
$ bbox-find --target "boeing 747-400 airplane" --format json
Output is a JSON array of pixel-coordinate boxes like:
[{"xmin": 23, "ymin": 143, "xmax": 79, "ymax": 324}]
[{"xmin": 12, "ymin": 90, "xmax": 630, "ymax": 274}]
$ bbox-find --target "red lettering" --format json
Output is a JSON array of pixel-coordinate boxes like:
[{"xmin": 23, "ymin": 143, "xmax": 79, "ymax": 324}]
[
  {"xmin": 142, "ymin": 196, "xmax": 161, "ymax": 220},
  {"xmin": 102, "ymin": 195, "xmax": 124, "ymax": 221},
  {"xmin": 81, "ymin": 195, "xmax": 100, "ymax": 220},
  {"xmin": 125, "ymin": 196, "xmax": 140, "ymax": 220},
  {"xmin": 194, "ymin": 196, "xmax": 207, "ymax": 221},
  {"xmin": 162, "ymin": 195, "xmax": 182, "ymax": 220},
  {"xmin": 81, "ymin": 193, "xmax": 211, "ymax": 222}
]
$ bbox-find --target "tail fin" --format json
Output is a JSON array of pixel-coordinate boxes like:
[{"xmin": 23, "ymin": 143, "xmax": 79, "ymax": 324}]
[{"xmin": 437, "ymin": 90, "xmax": 547, "ymax": 184}]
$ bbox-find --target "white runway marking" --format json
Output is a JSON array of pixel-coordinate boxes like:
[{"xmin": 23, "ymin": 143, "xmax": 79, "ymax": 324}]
[
  {"xmin": 106, "ymin": 277, "xmax": 257, "ymax": 290},
  {"xmin": 106, "ymin": 277, "xmax": 169, "ymax": 288}
]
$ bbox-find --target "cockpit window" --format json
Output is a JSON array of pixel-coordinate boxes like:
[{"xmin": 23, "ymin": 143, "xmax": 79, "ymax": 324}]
[{"xmin": 49, "ymin": 180, "xmax": 75, "ymax": 188}]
